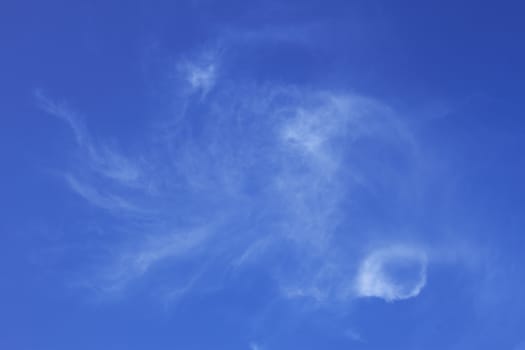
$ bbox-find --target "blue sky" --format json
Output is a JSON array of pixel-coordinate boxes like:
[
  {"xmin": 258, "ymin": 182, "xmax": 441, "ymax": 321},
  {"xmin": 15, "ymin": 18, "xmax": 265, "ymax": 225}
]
[{"xmin": 2, "ymin": 1, "xmax": 525, "ymax": 349}]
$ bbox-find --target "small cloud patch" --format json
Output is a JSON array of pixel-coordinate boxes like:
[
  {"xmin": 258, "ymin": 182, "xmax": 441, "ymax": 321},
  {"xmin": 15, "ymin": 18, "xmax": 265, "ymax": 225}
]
[{"xmin": 355, "ymin": 245, "xmax": 427, "ymax": 302}]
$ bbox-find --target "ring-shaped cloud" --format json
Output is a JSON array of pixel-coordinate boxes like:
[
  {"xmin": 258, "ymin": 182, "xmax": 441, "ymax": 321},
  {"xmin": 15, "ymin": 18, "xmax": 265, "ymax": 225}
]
[{"xmin": 355, "ymin": 245, "xmax": 427, "ymax": 302}]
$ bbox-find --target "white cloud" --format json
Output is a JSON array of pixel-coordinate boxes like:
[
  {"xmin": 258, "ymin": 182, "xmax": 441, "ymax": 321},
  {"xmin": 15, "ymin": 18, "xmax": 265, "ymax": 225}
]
[
  {"xmin": 269, "ymin": 91, "xmax": 421, "ymax": 304},
  {"xmin": 40, "ymin": 52, "xmax": 426, "ymax": 306},
  {"xmin": 65, "ymin": 174, "xmax": 142, "ymax": 213},
  {"xmin": 187, "ymin": 63, "xmax": 216, "ymax": 91},
  {"xmin": 37, "ymin": 91, "xmax": 150, "ymax": 193},
  {"xmin": 87, "ymin": 145, "xmax": 143, "ymax": 187},
  {"xmin": 354, "ymin": 244, "xmax": 428, "ymax": 302},
  {"xmin": 35, "ymin": 90, "xmax": 90, "ymax": 146},
  {"xmin": 177, "ymin": 50, "xmax": 219, "ymax": 97},
  {"xmin": 100, "ymin": 227, "xmax": 213, "ymax": 291},
  {"xmin": 232, "ymin": 238, "xmax": 273, "ymax": 268}
]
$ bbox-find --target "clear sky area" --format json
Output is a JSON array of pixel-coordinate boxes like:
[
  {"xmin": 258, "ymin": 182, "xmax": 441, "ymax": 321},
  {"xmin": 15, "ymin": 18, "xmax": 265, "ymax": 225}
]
[{"xmin": 2, "ymin": 1, "xmax": 525, "ymax": 349}]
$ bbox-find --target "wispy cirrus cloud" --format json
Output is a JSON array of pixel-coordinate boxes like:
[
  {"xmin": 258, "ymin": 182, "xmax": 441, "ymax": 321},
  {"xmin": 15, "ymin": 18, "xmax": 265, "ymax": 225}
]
[
  {"xmin": 38, "ymin": 46, "xmax": 447, "ymax": 307},
  {"xmin": 36, "ymin": 90, "xmax": 149, "ymax": 191},
  {"xmin": 64, "ymin": 173, "xmax": 142, "ymax": 213},
  {"xmin": 35, "ymin": 89, "xmax": 90, "ymax": 146},
  {"xmin": 97, "ymin": 226, "xmax": 214, "ymax": 292}
]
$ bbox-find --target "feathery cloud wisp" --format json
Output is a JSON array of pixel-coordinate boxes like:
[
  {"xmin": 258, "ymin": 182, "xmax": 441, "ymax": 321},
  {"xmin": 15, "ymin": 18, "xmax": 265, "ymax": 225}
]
[
  {"xmin": 39, "ymin": 50, "xmax": 428, "ymax": 304},
  {"xmin": 64, "ymin": 174, "xmax": 142, "ymax": 213},
  {"xmin": 36, "ymin": 91, "xmax": 148, "ymax": 191}
]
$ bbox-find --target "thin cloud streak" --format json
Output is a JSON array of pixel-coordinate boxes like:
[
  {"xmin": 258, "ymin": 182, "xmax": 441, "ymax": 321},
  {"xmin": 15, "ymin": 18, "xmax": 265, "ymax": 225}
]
[
  {"xmin": 99, "ymin": 227, "xmax": 213, "ymax": 292},
  {"xmin": 64, "ymin": 174, "xmax": 143, "ymax": 213},
  {"xmin": 36, "ymin": 90, "xmax": 148, "ymax": 191},
  {"xmin": 35, "ymin": 90, "xmax": 90, "ymax": 146}
]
